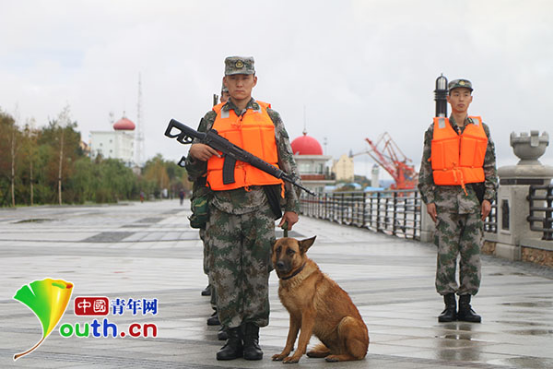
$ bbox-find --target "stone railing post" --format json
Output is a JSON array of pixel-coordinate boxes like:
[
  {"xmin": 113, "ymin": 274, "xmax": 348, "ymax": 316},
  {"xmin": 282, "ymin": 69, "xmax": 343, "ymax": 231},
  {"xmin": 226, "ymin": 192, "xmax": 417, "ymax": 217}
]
[{"xmin": 488, "ymin": 131, "xmax": 553, "ymax": 260}]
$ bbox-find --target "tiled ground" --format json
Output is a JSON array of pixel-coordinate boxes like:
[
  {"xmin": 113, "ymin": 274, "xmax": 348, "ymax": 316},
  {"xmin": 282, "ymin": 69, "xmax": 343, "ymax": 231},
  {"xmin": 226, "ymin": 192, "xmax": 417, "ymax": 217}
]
[{"xmin": 0, "ymin": 200, "xmax": 551, "ymax": 368}]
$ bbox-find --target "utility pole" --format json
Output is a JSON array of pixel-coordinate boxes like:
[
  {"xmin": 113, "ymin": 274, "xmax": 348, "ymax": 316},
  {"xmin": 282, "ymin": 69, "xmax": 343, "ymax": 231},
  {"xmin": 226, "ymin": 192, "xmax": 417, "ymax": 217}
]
[
  {"xmin": 58, "ymin": 131, "xmax": 64, "ymax": 206},
  {"xmin": 135, "ymin": 73, "xmax": 145, "ymax": 167},
  {"xmin": 11, "ymin": 128, "xmax": 15, "ymax": 207},
  {"xmin": 10, "ymin": 104, "xmax": 20, "ymax": 207}
]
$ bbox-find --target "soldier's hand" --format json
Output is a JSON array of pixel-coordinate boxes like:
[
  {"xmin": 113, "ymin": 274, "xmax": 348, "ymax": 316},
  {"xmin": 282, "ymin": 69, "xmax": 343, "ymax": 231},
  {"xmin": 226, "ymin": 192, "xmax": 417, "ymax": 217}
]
[
  {"xmin": 481, "ymin": 200, "xmax": 491, "ymax": 221},
  {"xmin": 189, "ymin": 143, "xmax": 221, "ymax": 161},
  {"xmin": 426, "ymin": 203, "xmax": 437, "ymax": 223},
  {"xmin": 279, "ymin": 211, "xmax": 298, "ymax": 230}
]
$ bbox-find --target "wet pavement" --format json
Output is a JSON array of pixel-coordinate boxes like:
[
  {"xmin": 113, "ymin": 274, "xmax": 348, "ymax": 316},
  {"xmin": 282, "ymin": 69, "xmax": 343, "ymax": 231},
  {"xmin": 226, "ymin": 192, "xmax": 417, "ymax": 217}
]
[{"xmin": 0, "ymin": 200, "xmax": 551, "ymax": 369}]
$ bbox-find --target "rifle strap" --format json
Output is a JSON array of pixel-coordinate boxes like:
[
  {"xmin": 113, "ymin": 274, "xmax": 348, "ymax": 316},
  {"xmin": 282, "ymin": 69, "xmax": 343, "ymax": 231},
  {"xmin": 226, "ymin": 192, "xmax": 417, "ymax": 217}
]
[
  {"xmin": 263, "ymin": 185, "xmax": 283, "ymax": 220},
  {"xmin": 471, "ymin": 182, "xmax": 485, "ymax": 204}
]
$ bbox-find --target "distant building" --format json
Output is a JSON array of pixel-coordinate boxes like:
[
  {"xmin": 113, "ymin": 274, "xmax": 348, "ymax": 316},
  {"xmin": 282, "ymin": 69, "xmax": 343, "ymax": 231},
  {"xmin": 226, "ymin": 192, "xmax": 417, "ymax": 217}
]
[
  {"xmin": 79, "ymin": 141, "xmax": 91, "ymax": 157},
  {"xmin": 332, "ymin": 154, "xmax": 354, "ymax": 182},
  {"xmin": 291, "ymin": 130, "xmax": 334, "ymax": 194},
  {"xmin": 90, "ymin": 117, "xmax": 136, "ymax": 167},
  {"xmin": 371, "ymin": 164, "xmax": 380, "ymax": 188}
]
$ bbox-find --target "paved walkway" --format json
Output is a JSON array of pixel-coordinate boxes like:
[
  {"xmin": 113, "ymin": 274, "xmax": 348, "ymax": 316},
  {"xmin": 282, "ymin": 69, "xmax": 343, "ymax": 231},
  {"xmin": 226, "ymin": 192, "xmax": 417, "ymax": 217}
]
[{"xmin": 0, "ymin": 200, "xmax": 551, "ymax": 369}]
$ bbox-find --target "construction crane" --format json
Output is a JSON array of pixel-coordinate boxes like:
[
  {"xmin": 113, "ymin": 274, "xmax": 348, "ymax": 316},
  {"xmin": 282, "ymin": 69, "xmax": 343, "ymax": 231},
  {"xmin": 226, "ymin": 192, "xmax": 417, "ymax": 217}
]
[{"xmin": 363, "ymin": 133, "xmax": 417, "ymax": 190}]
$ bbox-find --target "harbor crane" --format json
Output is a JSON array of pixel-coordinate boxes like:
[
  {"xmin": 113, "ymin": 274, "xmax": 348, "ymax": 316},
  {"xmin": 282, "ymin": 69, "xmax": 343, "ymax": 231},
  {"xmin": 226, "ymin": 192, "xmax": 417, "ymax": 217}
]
[{"xmin": 362, "ymin": 133, "xmax": 417, "ymax": 190}]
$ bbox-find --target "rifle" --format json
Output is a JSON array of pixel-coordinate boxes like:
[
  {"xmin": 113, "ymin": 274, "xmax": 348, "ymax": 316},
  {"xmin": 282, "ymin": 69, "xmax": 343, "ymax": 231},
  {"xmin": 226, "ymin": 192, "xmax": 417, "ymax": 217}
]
[{"xmin": 165, "ymin": 119, "xmax": 316, "ymax": 196}]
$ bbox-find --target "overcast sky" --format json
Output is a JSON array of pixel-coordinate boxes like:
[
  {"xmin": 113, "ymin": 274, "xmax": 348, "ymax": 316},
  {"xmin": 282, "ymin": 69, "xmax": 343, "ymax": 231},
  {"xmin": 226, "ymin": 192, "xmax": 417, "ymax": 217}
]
[{"xmin": 1, "ymin": 0, "xmax": 552, "ymax": 180}]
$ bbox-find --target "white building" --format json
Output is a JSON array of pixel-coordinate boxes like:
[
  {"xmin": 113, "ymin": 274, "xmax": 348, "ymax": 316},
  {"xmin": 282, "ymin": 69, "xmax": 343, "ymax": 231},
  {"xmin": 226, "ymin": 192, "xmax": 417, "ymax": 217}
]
[{"xmin": 90, "ymin": 117, "xmax": 136, "ymax": 167}]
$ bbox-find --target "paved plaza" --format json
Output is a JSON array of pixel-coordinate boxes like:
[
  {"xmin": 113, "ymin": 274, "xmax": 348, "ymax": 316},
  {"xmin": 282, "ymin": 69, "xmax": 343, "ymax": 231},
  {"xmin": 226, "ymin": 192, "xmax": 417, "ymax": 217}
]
[{"xmin": 0, "ymin": 200, "xmax": 551, "ymax": 369}]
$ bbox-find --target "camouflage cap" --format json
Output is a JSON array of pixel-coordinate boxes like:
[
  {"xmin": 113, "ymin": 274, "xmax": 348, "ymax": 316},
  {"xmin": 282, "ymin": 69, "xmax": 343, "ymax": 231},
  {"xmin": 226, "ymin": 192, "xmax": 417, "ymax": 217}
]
[
  {"xmin": 448, "ymin": 79, "xmax": 473, "ymax": 92},
  {"xmin": 224, "ymin": 56, "xmax": 255, "ymax": 76}
]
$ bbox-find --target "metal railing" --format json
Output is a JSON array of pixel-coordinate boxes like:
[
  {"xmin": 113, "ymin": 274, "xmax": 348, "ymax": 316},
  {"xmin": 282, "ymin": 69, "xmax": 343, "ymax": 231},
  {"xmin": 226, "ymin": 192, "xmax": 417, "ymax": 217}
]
[
  {"xmin": 527, "ymin": 184, "xmax": 553, "ymax": 241},
  {"xmin": 299, "ymin": 190, "xmax": 422, "ymax": 240},
  {"xmin": 484, "ymin": 195, "xmax": 498, "ymax": 234}
]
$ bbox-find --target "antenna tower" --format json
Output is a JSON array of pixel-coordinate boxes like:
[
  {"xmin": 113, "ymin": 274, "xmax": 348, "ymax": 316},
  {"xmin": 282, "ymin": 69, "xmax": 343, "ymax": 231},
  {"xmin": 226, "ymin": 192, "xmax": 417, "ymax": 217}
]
[{"xmin": 135, "ymin": 73, "xmax": 145, "ymax": 166}]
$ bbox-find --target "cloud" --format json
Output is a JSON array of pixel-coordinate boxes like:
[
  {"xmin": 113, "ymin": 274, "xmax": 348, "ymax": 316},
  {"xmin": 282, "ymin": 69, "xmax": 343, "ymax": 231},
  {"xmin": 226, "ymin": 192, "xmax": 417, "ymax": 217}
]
[{"xmin": 0, "ymin": 0, "xmax": 551, "ymax": 180}]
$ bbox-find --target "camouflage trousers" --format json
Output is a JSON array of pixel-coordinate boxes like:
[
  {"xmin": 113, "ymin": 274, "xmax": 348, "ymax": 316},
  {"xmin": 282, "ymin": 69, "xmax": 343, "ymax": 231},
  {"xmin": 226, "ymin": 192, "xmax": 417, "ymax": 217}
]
[
  {"xmin": 200, "ymin": 228, "xmax": 209, "ymax": 274},
  {"xmin": 434, "ymin": 211, "xmax": 482, "ymax": 296},
  {"xmin": 206, "ymin": 203, "xmax": 275, "ymax": 329},
  {"xmin": 199, "ymin": 228, "xmax": 217, "ymax": 309}
]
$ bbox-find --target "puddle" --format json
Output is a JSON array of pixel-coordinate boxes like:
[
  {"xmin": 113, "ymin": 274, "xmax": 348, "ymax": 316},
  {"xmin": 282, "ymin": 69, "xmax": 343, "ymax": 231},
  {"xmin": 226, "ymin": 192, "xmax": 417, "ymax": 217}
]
[
  {"xmin": 14, "ymin": 218, "xmax": 52, "ymax": 223},
  {"xmin": 495, "ymin": 321, "xmax": 545, "ymax": 327},
  {"xmin": 501, "ymin": 301, "xmax": 552, "ymax": 308},
  {"xmin": 506, "ymin": 329, "xmax": 553, "ymax": 336},
  {"xmin": 489, "ymin": 357, "xmax": 553, "ymax": 368},
  {"xmin": 137, "ymin": 217, "xmax": 163, "ymax": 224},
  {"xmin": 442, "ymin": 334, "xmax": 473, "ymax": 341}
]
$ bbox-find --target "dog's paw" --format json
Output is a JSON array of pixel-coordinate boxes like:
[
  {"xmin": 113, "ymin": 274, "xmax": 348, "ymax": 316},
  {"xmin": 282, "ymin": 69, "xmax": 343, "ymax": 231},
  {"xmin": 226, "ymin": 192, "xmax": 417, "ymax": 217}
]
[
  {"xmin": 283, "ymin": 356, "xmax": 301, "ymax": 364},
  {"xmin": 325, "ymin": 355, "xmax": 341, "ymax": 362},
  {"xmin": 272, "ymin": 353, "xmax": 287, "ymax": 361}
]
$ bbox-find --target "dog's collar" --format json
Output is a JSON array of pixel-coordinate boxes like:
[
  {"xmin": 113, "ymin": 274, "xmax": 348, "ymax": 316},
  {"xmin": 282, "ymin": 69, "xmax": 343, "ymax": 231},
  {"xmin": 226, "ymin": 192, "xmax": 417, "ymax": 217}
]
[{"xmin": 280, "ymin": 262, "xmax": 307, "ymax": 281}]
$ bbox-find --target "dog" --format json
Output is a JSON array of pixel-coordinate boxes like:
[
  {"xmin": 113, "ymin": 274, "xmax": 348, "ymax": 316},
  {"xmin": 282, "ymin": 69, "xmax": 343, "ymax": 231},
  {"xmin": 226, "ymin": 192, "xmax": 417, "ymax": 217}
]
[{"xmin": 271, "ymin": 236, "xmax": 369, "ymax": 363}]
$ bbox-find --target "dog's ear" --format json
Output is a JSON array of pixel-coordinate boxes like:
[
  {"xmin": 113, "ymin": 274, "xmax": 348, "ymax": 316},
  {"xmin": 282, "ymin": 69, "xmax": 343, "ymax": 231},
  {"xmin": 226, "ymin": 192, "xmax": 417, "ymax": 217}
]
[{"xmin": 298, "ymin": 236, "xmax": 316, "ymax": 254}]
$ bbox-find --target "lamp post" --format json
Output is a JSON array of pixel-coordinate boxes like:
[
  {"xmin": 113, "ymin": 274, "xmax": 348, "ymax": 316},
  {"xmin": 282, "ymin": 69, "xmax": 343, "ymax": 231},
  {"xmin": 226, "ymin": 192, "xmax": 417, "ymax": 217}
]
[
  {"xmin": 435, "ymin": 74, "xmax": 448, "ymax": 118},
  {"xmin": 421, "ymin": 74, "xmax": 450, "ymax": 242}
]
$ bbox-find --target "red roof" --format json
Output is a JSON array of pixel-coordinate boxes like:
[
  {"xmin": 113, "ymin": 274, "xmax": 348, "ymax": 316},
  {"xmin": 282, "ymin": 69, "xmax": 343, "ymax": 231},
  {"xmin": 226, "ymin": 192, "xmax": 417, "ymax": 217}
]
[
  {"xmin": 291, "ymin": 132, "xmax": 323, "ymax": 155},
  {"xmin": 113, "ymin": 117, "xmax": 136, "ymax": 131}
]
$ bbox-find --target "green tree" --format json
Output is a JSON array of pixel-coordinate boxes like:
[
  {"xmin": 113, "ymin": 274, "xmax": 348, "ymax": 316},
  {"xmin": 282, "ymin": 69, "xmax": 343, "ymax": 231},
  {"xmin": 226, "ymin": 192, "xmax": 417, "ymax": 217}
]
[
  {"xmin": 19, "ymin": 119, "xmax": 40, "ymax": 205},
  {"xmin": 38, "ymin": 107, "xmax": 82, "ymax": 204},
  {"xmin": 0, "ymin": 105, "xmax": 190, "ymax": 206},
  {"xmin": 68, "ymin": 157, "xmax": 137, "ymax": 203},
  {"xmin": 0, "ymin": 110, "xmax": 18, "ymax": 206},
  {"xmin": 142, "ymin": 154, "xmax": 189, "ymax": 199},
  {"xmin": 143, "ymin": 155, "xmax": 170, "ymax": 198}
]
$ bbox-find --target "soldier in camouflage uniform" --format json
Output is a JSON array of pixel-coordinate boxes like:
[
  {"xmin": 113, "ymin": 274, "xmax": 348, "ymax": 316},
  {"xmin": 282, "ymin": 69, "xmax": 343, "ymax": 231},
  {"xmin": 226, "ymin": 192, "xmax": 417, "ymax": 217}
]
[
  {"xmin": 185, "ymin": 56, "xmax": 300, "ymax": 361},
  {"xmin": 201, "ymin": 83, "xmax": 229, "ymax": 300},
  {"xmin": 193, "ymin": 84, "xmax": 231, "ymax": 342},
  {"xmin": 418, "ymin": 79, "xmax": 497, "ymax": 323}
]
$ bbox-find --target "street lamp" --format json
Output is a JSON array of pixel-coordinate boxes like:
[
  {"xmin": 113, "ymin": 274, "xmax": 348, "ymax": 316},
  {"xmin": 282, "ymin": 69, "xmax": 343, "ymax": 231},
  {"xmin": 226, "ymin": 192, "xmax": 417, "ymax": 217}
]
[{"xmin": 434, "ymin": 74, "xmax": 448, "ymax": 118}]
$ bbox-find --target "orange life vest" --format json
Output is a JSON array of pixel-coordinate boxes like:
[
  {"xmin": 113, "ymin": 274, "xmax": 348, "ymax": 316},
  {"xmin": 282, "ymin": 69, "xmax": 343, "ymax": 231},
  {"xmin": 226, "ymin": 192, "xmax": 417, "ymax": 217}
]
[
  {"xmin": 206, "ymin": 101, "xmax": 284, "ymax": 192},
  {"xmin": 431, "ymin": 116, "xmax": 488, "ymax": 192}
]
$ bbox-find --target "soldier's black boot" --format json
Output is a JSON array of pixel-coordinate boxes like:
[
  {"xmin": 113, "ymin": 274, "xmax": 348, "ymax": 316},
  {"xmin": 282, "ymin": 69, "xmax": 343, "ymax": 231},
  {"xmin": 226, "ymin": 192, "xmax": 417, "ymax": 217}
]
[
  {"xmin": 201, "ymin": 284, "xmax": 211, "ymax": 296},
  {"xmin": 438, "ymin": 293, "xmax": 457, "ymax": 322},
  {"xmin": 216, "ymin": 327, "xmax": 243, "ymax": 360},
  {"xmin": 458, "ymin": 295, "xmax": 482, "ymax": 323},
  {"xmin": 243, "ymin": 323, "xmax": 263, "ymax": 360},
  {"xmin": 217, "ymin": 326, "xmax": 228, "ymax": 341},
  {"xmin": 207, "ymin": 310, "xmax": 220, "ymax": 326}
]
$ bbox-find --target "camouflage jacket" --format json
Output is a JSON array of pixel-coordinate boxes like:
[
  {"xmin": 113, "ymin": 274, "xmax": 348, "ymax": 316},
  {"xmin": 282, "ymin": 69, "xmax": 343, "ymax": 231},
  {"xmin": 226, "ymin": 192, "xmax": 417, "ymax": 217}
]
[
  {"xmin": 418, "ymin": 115, "xmax": 498, "ymax": 214},
  {"xmin": 185, "ymin": 98, "xmax": 300, "ymax": 215}
]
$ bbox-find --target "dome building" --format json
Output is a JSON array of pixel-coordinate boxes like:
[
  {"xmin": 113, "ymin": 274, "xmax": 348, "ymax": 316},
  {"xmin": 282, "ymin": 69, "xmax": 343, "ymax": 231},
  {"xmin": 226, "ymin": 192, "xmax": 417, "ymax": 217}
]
[
  {"xmin": 291, "ymin": 130, "xmax": 334, "ymax": 194},
  {"xmin": 113, "ymin": 117, "xmax": 136, "ymax": 131},
  {"xmin": 90, "ymin": 115, "xmax": 136, "ymax": 166}
]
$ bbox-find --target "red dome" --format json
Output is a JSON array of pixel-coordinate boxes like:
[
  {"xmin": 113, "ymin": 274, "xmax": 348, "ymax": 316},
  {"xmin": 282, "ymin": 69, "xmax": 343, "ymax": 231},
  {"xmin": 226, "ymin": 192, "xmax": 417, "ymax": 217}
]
[
  {"xmin": 291, "ymin": 132, "xmax": 323, "ymax": 155},
  {"xmin": 113, "ymin": 117, "xmax": 136, "ymax": 131}
]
